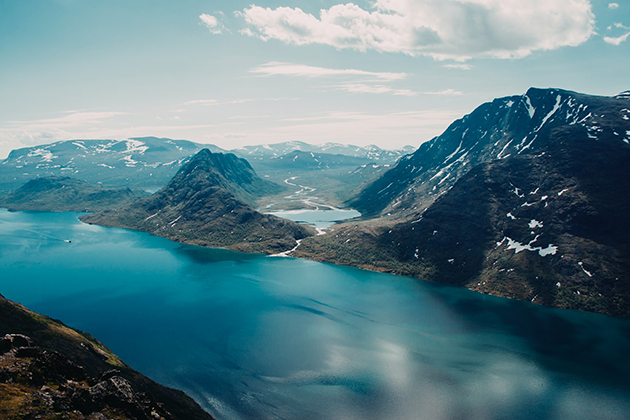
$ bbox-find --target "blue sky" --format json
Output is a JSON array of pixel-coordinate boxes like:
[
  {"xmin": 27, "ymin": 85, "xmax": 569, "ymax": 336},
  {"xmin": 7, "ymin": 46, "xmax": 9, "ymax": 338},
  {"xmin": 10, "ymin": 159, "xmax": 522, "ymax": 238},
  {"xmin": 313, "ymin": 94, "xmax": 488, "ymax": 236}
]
[{"xmin": 0, "ymin": 0, "xmax": 628, "ymax": 158}]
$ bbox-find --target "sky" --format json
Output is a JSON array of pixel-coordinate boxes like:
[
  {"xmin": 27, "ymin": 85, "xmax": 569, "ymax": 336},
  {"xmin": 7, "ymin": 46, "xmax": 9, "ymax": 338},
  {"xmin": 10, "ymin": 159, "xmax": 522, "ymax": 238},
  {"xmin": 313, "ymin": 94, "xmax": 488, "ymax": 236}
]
[{"xmin": 0, "ymin": 0, "xmax": 629, "ymax": 158}]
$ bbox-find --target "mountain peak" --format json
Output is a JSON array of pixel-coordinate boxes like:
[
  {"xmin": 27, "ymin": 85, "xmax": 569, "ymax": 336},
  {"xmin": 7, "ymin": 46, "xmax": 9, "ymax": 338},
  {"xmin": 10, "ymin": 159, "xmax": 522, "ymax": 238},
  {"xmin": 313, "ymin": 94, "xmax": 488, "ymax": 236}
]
[
  {"xmin": 615, "ymin": 90, "xmax": 630, "ymax": 100},
  {"xmin": 168, "ymin": 149, "xmax": 280, "ymax": 204}
]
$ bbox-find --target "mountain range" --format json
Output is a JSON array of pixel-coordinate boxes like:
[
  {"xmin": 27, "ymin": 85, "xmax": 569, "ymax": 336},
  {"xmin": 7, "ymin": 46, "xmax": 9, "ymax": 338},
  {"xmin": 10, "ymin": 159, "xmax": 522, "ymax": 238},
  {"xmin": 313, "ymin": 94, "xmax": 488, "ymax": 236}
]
[{"xmin": 0, "ymin": 138, "xmax": 412, "ymax": 194}]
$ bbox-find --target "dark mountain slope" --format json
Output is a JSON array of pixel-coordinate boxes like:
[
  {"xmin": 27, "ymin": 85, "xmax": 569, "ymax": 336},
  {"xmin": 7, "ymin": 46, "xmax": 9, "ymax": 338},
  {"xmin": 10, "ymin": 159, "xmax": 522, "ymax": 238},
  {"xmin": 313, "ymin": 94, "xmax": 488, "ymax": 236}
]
[
  {"xmin": 352, "ymin": 88, "xmax": 630, "ymax": 219},
  {"xmin": 295, "ymin": 91, "xmax": 630, "ymax": 317},
  {"xmin": 81, "ymin": 149, "xmax": 312, "ymax": 254},
  {"xmin": 159, "ymin": 148, "xmax": 284, "ymax": 205},
  {"xmin": 0, "ymin": 176, "xmax": 140, "ymax": 212},
  {"xmin": 0, "ymin": 293, "xmax": 213, "ymax": 419}
]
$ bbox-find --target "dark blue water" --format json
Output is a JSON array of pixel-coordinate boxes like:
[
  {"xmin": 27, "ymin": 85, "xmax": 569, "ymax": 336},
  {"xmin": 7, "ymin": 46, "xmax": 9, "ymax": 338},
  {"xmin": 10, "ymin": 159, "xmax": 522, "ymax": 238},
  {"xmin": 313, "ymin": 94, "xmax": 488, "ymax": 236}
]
[{"xmin": 1, "ymin": 209, "xmax": 630, "ymax": 420}]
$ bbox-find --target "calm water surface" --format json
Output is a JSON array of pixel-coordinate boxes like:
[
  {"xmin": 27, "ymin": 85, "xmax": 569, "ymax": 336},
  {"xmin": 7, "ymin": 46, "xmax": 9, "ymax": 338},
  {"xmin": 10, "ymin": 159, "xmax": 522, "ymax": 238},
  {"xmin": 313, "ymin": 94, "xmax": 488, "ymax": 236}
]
[
  {"xmin": 268, "ymin": 208, "xmax": 361, "ymax": 229},
  {"xmin": 1, "ymin": 209, "xmax": 629, "ymax": 420}
]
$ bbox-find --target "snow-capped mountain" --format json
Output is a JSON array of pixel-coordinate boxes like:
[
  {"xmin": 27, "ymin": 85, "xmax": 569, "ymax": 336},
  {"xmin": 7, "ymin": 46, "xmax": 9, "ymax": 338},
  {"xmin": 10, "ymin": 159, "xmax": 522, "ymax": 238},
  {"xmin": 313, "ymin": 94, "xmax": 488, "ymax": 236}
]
[
  {"xmin": 352, "ymin": 88, "xmax": 630, "ymax": 218},
  {"xmin": 231, "ymin": 141, "xmax": 414, "ymax": 164},
  {"xmin": 0, "ymin": 137, "xmax": 219, "ymax": 192}
]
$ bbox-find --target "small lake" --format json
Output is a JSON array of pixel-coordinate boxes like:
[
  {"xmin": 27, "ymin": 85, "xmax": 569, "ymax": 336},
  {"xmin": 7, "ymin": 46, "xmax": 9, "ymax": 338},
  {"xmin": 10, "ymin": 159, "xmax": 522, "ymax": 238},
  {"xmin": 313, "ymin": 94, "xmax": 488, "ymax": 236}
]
[
  {"xmin": 1, "ymin": 209, "xmax": 630, "ymax": 420},
  {"xmin": 268, "ymin": 208, "xmax": 361, "ymax": 229}
]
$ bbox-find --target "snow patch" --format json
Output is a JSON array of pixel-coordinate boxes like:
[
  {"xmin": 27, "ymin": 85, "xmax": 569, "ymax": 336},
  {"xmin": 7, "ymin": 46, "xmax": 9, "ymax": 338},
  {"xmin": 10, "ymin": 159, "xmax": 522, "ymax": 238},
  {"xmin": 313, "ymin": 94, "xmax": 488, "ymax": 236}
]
[
  {"xmin": 534, "ymin": 95, "xmax": 562, "ymax": 132},
  {"xmin": 507, "ymin": 212, "xmax": 516, "ymax": 220},
  {"xmin": 27, "ymin": 148, "xmax": 56, "ymax": 162},
  {"xmin": 528, "ymin": 219, "xmax": 543, "ymax": 229},
  {"xmin": 578, "ymin": 262, "xmax": 593, "ymax": 277},
  {"xmin": 497, "ymin": 140, "xmax": 513, "ymax": 159},
  {"xmin": 511, "ymin": 184, "xmax": 524, "ymax": 198},
  {"xmin": 126, "ymin": 139, "xmax": 149, "ymax": 154},
  {"xmin": 558, "ymin": 188, "xmax": 569, "ymax": 196},
  {"xmin": 501, "ymin": 236, "xmax": 558, "ymax": 257},
  {"xmin": 523, "ymin": 95, "xmax": 535, "ymax": 118},
  {"xmin": 122, "ymin": 155, "xmax": 138, "ymax": 167},
  {"xmin": 443, "ymin": 140, "xmax": 463, "ymax": 163}
]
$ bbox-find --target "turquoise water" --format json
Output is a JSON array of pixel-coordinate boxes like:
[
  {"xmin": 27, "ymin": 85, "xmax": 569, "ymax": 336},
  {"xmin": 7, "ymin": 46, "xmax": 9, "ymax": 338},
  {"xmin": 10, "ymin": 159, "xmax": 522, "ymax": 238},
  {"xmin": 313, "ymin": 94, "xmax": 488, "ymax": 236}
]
[{"xmin": 1, "ymin": 209, "xmax": 630, "ymax": 420}]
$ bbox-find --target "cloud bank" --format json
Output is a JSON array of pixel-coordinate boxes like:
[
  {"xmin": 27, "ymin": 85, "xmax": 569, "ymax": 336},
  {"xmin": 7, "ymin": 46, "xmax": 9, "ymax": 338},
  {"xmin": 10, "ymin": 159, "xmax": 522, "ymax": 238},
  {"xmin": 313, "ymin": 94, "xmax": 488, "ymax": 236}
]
[{"xmin": 237, "ymin": 0, "xmax": 596, "ymax": 60}]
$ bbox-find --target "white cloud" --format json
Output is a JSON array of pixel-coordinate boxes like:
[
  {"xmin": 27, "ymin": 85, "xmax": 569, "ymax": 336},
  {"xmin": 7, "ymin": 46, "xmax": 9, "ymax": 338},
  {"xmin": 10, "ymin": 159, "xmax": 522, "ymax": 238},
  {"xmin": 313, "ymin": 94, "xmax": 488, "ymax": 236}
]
[
  {"xmin": 604, "ymin": 32, "xmax": 630, "ymax": 45},
  {"xmin": 184, "ymin": 99, "xmax": 219, "ymax": 106},
  {"xmin": 250, "ymin": 62, "xmax": 413, "ymax": 96},
  {"xmin": 443, "ymin": 64, "xmax": 473, "ymax": 70},
  {"xmin": 238, "ymin": 0, "xmax": 595, "ymax": 61},
  {"xmin": 424, "ymin": 89, "xmax": 463, "ymax": 96},
  {"xmin": 336, "ymin": 83, "xmax": 417, "ymax": 96},
  {"xmin": 608, "ymin": 3, "xmax": 619, "ymax": 9},
  {"xmin": 199, "ymin": 13, "xmax": 224, "ymax": 34},
  {"xmin": 250, "ymin": 61, "xmax": 408, "ymax": 81}
]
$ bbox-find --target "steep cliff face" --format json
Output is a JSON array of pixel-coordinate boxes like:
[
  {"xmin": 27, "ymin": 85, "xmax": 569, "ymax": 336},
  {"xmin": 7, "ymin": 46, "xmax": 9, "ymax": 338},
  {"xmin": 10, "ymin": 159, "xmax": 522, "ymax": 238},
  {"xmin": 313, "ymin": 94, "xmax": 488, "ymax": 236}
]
[
  {"xmin": 352, "ymin": 88, "xmax": 630, "ymax": 219},
  {"xmin": 81, "ymin": 149, "xmax": 312, "ymax": 254},
  {"xmin": 0, "ymin": 294, "xmax": 214, "ymax": 420}
]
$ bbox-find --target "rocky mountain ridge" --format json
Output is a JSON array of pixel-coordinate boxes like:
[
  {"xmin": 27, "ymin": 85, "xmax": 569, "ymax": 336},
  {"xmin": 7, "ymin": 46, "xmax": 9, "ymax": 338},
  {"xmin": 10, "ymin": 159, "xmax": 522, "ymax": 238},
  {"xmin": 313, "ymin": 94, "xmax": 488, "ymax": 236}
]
[{"xmin": 352, "ymin": 88, "xmax": 630, "ymax": 219}]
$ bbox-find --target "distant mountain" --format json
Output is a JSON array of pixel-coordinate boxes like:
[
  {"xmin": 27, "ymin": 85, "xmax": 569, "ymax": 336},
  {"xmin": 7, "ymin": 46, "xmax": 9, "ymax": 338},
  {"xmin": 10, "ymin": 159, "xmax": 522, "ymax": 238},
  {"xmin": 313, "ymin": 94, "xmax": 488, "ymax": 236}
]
[
  {"xmin": 0, "ymin": 293, "xmax": 214, "ymax": 419},
  {"xmin": 0, "ymin": 137, "xmax": 217, "ymax": 193},
  {"xmin": 81, "ymin": 149, "xmax": 312, "ymax": 254},
  {"xmin": 295, "ymin": 88, "xmax": 630, "ymax": 317},
  {"xmin": 264, "ymin": 150, "xmax": 373, "ymax": 171},
  {"xmin": 0, "ymin": 176, "xmax": 140, "ymax": 212},
  {"xmin": 232, "ymin": 141, "xmax": 414, "ymax": 164},
  {"xmin": 0, "ymin": 138, "xmax": 413, "ymax": 194},
  {"xmin": 352, "ymin": 88, "xmax": 630, "ymax": 218}
]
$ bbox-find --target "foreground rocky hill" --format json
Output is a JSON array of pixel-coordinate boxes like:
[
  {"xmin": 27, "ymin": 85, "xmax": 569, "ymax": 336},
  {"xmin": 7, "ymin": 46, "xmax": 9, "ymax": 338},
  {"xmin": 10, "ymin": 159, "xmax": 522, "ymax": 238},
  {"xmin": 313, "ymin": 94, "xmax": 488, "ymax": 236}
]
[
  {"xmin": 0, "ymin": 293, "xmax": 213, "ymax": 420},
  {"xmin": 81, "ymin": 149, "xmax": 313, "ymax": 254},
  {"xmin": 295, "ymin": 89, "xmax": 630, "ymax": 317},
  {"xmin": 0, "ymin": 176, "xmax": 141, "ymax": 212}
]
